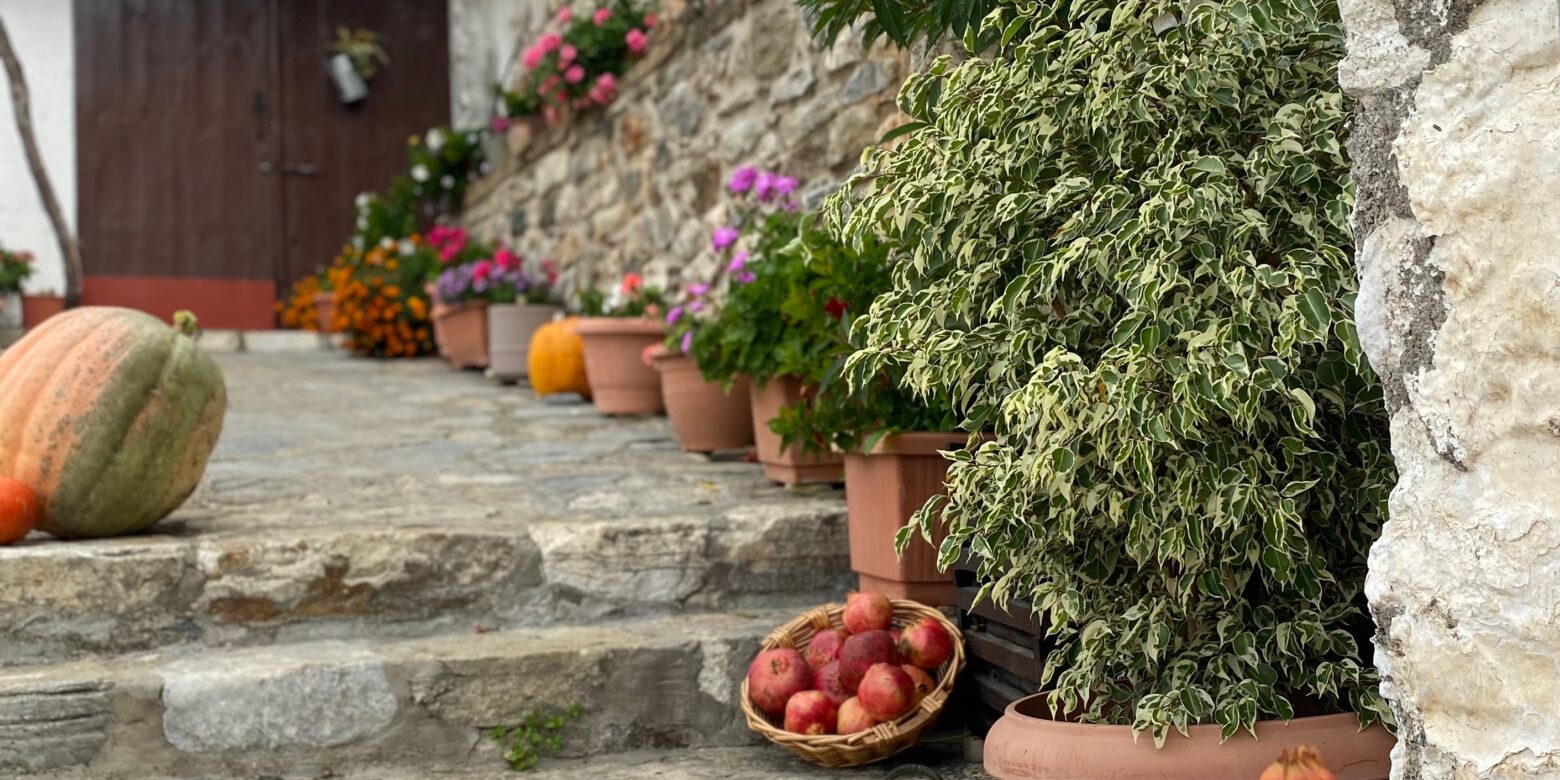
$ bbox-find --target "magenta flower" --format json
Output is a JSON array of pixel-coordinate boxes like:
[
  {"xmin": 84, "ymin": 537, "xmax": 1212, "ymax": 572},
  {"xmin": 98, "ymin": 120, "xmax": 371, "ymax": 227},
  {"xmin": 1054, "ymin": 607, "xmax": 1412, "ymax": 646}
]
[
  {"xmin": 754, "ymin": 171, "xmax": 777, "ymax": 202},
  {"xmin": 711, "ymin": 226, "xmax": 740, "ymax": 252},
  {"xmin": 565, "ymin": 65, "xmax": 586, "ymax": 84},
  {"xmin": 556, "ymin": 6, "xmax": 574, "ymax": 23},
  {"xmin": 736, "ymin": 271, "xmax": 756, "ymax": 284},
  {"xmin": 560, "ymin": 44, "xmax": 578, "ymax": 63},
  {"xmin": 773, "ymin": 176, "xmax": 799, "ymax": 199},
  {"xmin": 645, "ymin": 12, "xmax": 658, "ymax": 27},
  {"xmin": 680, "ymin": 330, "xmax": 693, "ymax": 353},
  {"xmin": 589, "ymin": 72, "xmax": 619, "ymax": 105},
  {"xmin": 593, "ymin": 6, "xmax": 613, "ymax": 25},
  {"xmin": 472, "ymin": 260, "xmax": 495, "ymax": 282},
  {"xmin": 728, "ymin": 165, "xmax": 758, "ymax": 194},
  {"xmin": 494, "ymin": 247, "xmax": 521, "ymax": 271},
  {"xmin": 666, "ymin": 306, "xmax": 683, "ymax": 326},
  {"xmin": 539, "ymin": 32, "xmax": 563, "ymax": 52},
  {"xmin": 522, "ymin": 44, "xmax": 546, "ymax": 70},
  {"xmin": 491, "ymin": 115, "xmax": 513, "ymax": 133},
  {"xmin": 727, "ymin": 250, "xmax": 749, "ymax": 273},
  {"xmin": 626, "ymin": 29, "xmax": 648, "ymax": 54},
  {"xmin": 688, "ymin": 282, "xmax": 710, "ymax": 297},
  {"xmin": 688, "ymin": 300, "xmax": 704, "ymax": 313}
]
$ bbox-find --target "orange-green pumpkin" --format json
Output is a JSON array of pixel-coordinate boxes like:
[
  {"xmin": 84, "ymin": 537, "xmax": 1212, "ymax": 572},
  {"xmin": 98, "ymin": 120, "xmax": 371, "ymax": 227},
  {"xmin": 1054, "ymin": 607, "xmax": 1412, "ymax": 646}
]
[
  {"xmin": 528, "ymin": 317, "xmax": 592, "ymax": 399},
  {"xmin": 0, "ymin": 307, "xmax": 227, "ymax": 539}
]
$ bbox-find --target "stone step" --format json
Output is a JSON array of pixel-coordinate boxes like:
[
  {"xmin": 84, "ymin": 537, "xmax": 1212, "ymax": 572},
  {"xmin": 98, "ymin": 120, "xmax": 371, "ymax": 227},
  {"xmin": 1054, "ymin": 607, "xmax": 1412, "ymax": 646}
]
[
  {"xmin": 0, "ymin": 498, "xmax": 849, "ymax": 666},
  {"xmin": 1, "ymin": 611, "xmax": 826, "ymax": 778}
]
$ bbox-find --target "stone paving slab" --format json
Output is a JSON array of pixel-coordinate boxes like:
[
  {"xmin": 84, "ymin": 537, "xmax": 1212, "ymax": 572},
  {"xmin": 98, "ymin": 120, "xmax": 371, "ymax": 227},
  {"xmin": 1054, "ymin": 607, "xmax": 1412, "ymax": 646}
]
[
  {"xmin": 0, "ymin": 353, "xmax": 851, "ymax": 664},
  {"xmin": 2, "ymin": 611, "xmax": 798, "ymax": 778}
]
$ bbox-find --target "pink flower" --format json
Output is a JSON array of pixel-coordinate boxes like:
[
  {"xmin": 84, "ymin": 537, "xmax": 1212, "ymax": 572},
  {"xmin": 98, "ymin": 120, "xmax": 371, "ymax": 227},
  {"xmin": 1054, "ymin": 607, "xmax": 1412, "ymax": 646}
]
[
  {"xmin": 541, "ymin": 75, "xmax": 562, "ymax": 96},
  {"xmin": 688, "ymin": 282, "xmax": 710, "ymax": 298},
  {"xmin": 543, "ymin": 104, "xmax": 562, "ymax": 126},
  {"xmin": 539, "ymin": 32, "xmax": 563, "ymax": 52},
  {"xmin": 491, "ymin": 115, "xmax": 513, "ymax": 133},
  {"xmin": 522, "ymin": 44, "xmax": 546, "ymax": 70},
  {"xmin": 736, "ymin": 271, "xmax": 756, "ymax": 284},
  {"xmin": 727, "ymin": 250, "xmax": 749, "ymax": 273},
  {"xmin": 556, "ymin": 6, "xmax": 574, "ymax": 23},
  {"xmin": 560, "ymin": 44, "xmax": 578, "ymax": 63},
  {"xmin": 644, "ymin": 12, "xmax": 658, "ymax": 27},
  {"xmin": 754, "ymin": 171, "xmax": 777, "ymax": 202},
  {"xmin": 625, "ymin": 29, "xmax": 648, "ymax": 54},
  {"xmin": 680, "ymin": 330, "xmax": 693, "ymax": 354},
  {"xmin": 564, "ymin": 65, "xmax": 586, "ymax": 84},
  {"xmin": 473, "ymin": 260, "xmax": 495, "ymax": 282},
  {"xmin": 728, "ymin": 165, "xmax": 758, "ymax": 193},
  {"xmin": 773, "ymin": 176, "xmax": 799, "ymax": 199},
  {"xmin": 711, "ymin": 226, "xmax": 740, "ymax": 252},
  {"xmin": 541, "ymin": 259, "xmax": 560, "ymax": 284},
  {"xmin": 666, "ymin": 306, "xmax": 683, "ymax": 326},
  {"xmin": 593, "ymin": 6, "xmax": 613, "ymax": 25},
  {"xmin": 494, "ymin": 247, "xmax": 522, "ymax": 271},
  {"xmin": 589, "ymin": 72, "xmax": 618, "ymax": 105}
]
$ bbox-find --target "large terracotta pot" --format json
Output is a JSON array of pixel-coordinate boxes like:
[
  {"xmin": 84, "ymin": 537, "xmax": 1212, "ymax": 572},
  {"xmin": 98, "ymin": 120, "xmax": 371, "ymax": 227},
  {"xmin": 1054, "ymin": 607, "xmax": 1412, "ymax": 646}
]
[
  {"xmin": 985, "ymin": 694, "xmax": 1394, "ymax": 780},
  {"xmin": 844, "ymin": 432, "xmax": 967, "ymax": 606},
  {"xmin": 649, "ymin": 346, "xmax": 754, "ymax": 452},
  {"xmin": 433, "ymin": 301, "xmax": 490, "ymax": 369},
  {"xmin": 488, "ymin": 303, "xmax": 561, "ymax": 384},
  {"xmin": 575, "ymin": 317, "xmax": 665, "ymax": 415},
  {"xmin": 313, "ymin": 291, "xmax": 337, "ymax": 333},
  {"xmin": 749, "ymin": 375, "xmax": 843, "ymax": 485},
  {"xmin": 21, "ymin": 295, "xmax": 64, "ymax": 329}
]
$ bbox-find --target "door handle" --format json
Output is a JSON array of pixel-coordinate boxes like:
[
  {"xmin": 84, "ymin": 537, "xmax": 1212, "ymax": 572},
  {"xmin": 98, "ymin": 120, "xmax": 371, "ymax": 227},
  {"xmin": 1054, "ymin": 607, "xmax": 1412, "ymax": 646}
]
[{"xmin": 258, "ymin": 162, "xmax": 320, "ymax": 176}]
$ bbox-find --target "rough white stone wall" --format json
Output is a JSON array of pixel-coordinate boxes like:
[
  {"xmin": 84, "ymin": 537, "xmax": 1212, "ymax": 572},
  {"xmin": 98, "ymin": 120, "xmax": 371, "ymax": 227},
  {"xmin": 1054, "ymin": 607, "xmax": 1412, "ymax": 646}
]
[
  {"xmin": 1346, "ymin": 0, "xmax": 1560, "ymax": 776},
  {"xmin": 0, "ymin": 1, "xmax": 73, "ymax": 296}
]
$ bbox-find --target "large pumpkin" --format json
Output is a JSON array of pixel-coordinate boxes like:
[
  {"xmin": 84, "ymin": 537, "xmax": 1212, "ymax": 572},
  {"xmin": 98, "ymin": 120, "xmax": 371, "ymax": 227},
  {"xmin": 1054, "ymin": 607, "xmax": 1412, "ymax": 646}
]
[
  {"xmin": 528, "ymin": 316, "xmax": 592, "ymax": 399},
  {"xmin": 0, "ymin": 307, "xmax": 227, "ymax": 538}
]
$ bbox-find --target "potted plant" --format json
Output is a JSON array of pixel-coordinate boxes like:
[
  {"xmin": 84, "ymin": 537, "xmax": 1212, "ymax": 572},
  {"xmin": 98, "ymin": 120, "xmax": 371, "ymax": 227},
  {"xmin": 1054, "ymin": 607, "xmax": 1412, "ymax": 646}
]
[
  {"xmin": 430, "ymin": 225, "xmax": 495, "ymax": 370},
  {"xmin": 0, "ymin": 247, "xmax": 34, "ymax": 346},
  {"xmin": 814, "ymin": 0, "xmax": 1396, "ymax": 774},
  {"xmin": 485, "ymin": 247, "xmax": 563, "ymax": 384},
  {"xmin": 574, "ymin": 273, "xmax": 669, "ymax": 415},
  {"xmin": 493, "ymin": 0, "xmax": 656, "ymax": 130},
  {"xmin": 313, "ymin": 272, "xmax": 337, "ymax": 333},
  {"xmin": 328, "ymin": 235, "xmax": 439, "ymax": 359}
]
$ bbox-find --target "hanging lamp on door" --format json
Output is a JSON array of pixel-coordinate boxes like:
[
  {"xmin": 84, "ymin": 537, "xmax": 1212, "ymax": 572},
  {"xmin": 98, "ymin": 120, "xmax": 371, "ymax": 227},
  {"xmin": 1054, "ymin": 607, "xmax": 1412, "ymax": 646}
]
[{"xmin": 328, "ymin": 27, "xmax": 388, "ymax": 105}]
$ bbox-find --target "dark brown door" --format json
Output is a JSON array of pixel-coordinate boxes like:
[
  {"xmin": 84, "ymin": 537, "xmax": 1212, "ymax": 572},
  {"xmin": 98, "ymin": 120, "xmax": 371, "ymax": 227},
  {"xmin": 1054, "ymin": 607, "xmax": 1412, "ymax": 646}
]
[
  {"xmin": 274, "ymin": 0, "xmax": 450, "ymax": 287},
  {"xmin": 74, "ymin": 0, "xmax": 450, "ymax": 329}
]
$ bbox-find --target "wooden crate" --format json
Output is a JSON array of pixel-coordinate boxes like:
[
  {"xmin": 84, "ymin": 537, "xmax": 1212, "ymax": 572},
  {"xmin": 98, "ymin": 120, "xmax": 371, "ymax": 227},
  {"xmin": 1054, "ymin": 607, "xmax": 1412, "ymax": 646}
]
[{"xmin": 953, "ymin": 555, "xmax": 1051, "ymax": 729}]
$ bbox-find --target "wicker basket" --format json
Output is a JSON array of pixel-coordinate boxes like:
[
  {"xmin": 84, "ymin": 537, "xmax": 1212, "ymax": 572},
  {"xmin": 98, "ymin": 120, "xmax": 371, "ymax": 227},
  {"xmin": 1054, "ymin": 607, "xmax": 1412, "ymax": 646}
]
[{"xmin": 740, "ymin": 599, "xmax": 966, "ymax": 768}]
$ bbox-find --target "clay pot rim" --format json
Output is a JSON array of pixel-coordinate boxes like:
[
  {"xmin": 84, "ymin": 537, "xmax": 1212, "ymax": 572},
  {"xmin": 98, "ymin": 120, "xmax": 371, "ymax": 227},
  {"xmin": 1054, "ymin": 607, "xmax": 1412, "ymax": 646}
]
[
  {"xmin": 486, "ymin": 301, "xmax": 564, "ymax": 311},
  {"xmin": 842, "ymin": 431, "xmax": 990, "ymax": 457},
  {"xmin": 647, "ymin": 343, "xmax": 689, "ymax": 367},
  {"xmin": 434, "ymin": 300, "xmax": 490, "ymax": 318},
  {"xmin": 574, "ymin": 317, "xmax": 666, "ymax": 336},
  {"xmin": 1003, "ymin": 693, "xmax": 1366, "ymax": 739}
]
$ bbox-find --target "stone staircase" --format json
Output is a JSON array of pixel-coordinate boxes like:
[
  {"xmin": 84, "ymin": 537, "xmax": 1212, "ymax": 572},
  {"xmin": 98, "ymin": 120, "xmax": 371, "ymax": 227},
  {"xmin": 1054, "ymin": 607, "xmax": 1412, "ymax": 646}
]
[{"xmin": 0, "ymin": 353, "xmax": 891, "ymax": 779}]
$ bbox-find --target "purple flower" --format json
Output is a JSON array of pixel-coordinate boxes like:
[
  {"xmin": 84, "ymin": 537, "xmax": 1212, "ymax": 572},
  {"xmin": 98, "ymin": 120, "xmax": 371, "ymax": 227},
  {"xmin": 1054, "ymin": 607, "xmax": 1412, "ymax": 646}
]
[
  {"xmin": 728, "ymin": 165, "xmax": 759, "ymax": 194},
  {"xmin": 680, "ymin": 330, "xmax": 693, "ymax": 353},
  {"xmin": 727, "ymin": 250, "xmax": 749, "ymax": 274},
  {"xmin": 666, "ymin": 306, "xmax": 683, "ymax": 326},
  {"xmin": 736, "ymin": 271, "xmax": 756, "ymax": 284},
  {"xmin": 688, "ymin": 282, "xmax": 710, "ymax": 298},
  {"xmin": 689, "ymin": 300, "xmax": 705, "ymax": 313},
  {"xmin": 773, "ymin": 176, "xmax": 799, "ymax": 199},
  {"xmin": 754, "ymin": 171, "xmax": 777, "ymax": 202},
  {"xmin": 711, "ymin": 226, "xmax": 740, "ymax": 252}
]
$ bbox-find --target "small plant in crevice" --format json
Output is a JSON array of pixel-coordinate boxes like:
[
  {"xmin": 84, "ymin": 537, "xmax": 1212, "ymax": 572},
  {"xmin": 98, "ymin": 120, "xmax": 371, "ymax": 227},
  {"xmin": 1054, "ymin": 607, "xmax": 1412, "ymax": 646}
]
[{"xmin": 489, "ymin": 704, "xmax": 583, "ymax": 772}]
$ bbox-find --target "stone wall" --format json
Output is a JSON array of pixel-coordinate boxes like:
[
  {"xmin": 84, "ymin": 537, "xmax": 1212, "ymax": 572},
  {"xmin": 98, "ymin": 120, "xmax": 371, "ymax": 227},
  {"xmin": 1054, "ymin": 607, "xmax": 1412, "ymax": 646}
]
[
  {"xmin": 459, "ymin": 0, "xmax": 908, "ymax": 294},
  {"xmin": 1343, "ymin": 0, "xmax": 1560, "ymax": 776}
]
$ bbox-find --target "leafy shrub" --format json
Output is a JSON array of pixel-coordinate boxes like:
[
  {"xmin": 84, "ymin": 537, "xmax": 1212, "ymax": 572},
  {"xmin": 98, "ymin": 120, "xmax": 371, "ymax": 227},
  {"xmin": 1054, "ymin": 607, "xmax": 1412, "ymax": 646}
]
[
  {"xmin": 827, "ymin": 0, "xmax": 1394, "ymax": 742},
  {"xmin": 0, "ymin": 247, "xmax": 34, "ymax": 296}
]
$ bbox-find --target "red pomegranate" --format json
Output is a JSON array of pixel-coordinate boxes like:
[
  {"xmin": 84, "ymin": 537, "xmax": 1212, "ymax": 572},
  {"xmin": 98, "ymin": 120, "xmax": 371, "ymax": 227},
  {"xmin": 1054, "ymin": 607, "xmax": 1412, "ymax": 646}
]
[
  {"xmin": 857, "ymin": 663, "xmax": 915, "ymax": 722},
  {"xmin": 898, "ymin": 617, "xmax": 953, "ymax": 670},
  {"xmin": 842, "ymin": 591, "xmax": 893, "ymax": 634},
  {"xmin": 839, "ymin": 630, "xmax": 897, "ymax": 690},
  {"xmin": 814, "ymin": 660, "xmax": 851, "ymax": 706},
  {"xmin": 747, "ymin": 648, "xmax": 812, "ymax": 718},
  {"xmin": 804, "ymin": 627, "xmax": 848, "ymax": 670},
  {"xmin": 837, "ymin": 696, "xmax": 877, "ymax": 734},
  {"xmin": 783, "ymin": 690, "xmax": 838, "ymax": 735},
  {"xmin": 902, "ymin": 664, "xmax": 935, "ymax": 705}
]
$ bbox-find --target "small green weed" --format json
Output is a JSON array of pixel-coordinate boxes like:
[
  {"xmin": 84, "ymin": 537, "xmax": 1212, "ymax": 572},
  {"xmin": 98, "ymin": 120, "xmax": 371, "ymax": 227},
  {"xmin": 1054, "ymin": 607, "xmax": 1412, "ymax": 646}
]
[{"xmin": 489, "ymin": 704, "xmax": 583, "ymax": 772}]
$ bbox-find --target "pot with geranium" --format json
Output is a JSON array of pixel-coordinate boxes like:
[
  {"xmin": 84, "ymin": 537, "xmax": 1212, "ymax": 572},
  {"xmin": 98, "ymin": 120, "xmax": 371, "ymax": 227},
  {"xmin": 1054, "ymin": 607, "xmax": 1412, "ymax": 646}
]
[
  {"xmin": 429, "ymin": 225, "xmax": 497, "ymax": 370},
  {"xmin": 654, "ymin": 267, "xmax": 755, "ymax": 453},
  {"xmin": 574, "ymin": 273, "xmax": 669, "ymax": 415},
  {"xmin": 0, "ymin": 247, "xmax": 33, "ymax": 345},
  {"xmin": 485, "ymin": 247, "xmax": 563, "ymax": 384},
  {"xmin": 493, "ymin": 1, "xmax": 655, "ymax": 132}
]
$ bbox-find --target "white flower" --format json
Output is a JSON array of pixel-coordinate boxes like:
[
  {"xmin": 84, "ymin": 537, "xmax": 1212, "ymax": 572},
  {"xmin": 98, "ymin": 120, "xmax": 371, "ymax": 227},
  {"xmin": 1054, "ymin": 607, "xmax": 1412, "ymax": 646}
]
[
  {"xmin": 379, "ymin": 237, "xmax": 395, "ymax": 250},
  {"xmin": 411, "ymin": 164, "xmax": 430, "ymax": 183},
  {"xmin": 399, "ymin": 240, "xmax": 415, "ymax": 256},
  {"xmin": 426, "ymin": 128, "xmax": 446, "ymax": 152},
  {"xmin": 352, "ymin": 236, "xmax": 365, "ymax": 251},
  {"xmin": 440, "ymin": 175, "xmax": 455, "ymax": 190},
  {"xmin": 354, "ymin": 192, "xmax": 372, "ymax": 209},
  {"xmin": 356, "ymin": 216, "xmax": 368, "ymax": 230}
]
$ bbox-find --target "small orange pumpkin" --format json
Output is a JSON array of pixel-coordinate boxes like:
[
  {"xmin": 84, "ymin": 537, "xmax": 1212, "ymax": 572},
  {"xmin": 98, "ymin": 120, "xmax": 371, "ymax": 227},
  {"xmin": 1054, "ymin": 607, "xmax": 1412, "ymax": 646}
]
[
  {"xmin": 0, "ymin": 478, "xmax": 40, "ymax": 545},
  {"xmin": 528, "ymin": 316, "xmax": 593, "ymax": 399}
]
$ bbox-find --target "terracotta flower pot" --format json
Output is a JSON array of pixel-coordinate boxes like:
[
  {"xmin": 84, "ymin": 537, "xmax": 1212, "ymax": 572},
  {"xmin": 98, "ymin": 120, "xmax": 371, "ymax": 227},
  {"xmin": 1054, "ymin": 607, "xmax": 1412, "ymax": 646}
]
[
  {"xmin": 433, "ymin": 301, "xmax": 490, "ymax": 369},
  {"xmin": 20, "ymin": 295, "xmax": 64, "ymax": 329},
  {"xmin": 844, "ymin": 432, "xmax": 967, "ymax": 606},
  {"xmin": 985, "ymin": 694, "xmax": 1394, "ymax": 780},
  {"xmin": 575, "ymin": 317, "xmax": 665, "ymax": 415},
  {"xmin": 749, "ymin": 375, "xmax": 843, "ymax": 485},
  {"xmin": 649, "ymin": 346, "xmax": 755, "ymax": 452},
  {"xmin": 487, "ymin": 303, "xmax": 561, "ymax": 384},
  {"xmin": 313, "ymin": 291, "xmax": 337, "ymax": 333}
]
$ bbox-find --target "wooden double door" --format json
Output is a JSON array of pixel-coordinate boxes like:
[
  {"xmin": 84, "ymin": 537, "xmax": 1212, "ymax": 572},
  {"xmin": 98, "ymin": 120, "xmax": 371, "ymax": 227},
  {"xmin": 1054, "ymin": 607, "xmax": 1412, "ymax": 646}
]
[{"xmin": 74, "ymin": 0, "xmax": 450, "ymax": 329}]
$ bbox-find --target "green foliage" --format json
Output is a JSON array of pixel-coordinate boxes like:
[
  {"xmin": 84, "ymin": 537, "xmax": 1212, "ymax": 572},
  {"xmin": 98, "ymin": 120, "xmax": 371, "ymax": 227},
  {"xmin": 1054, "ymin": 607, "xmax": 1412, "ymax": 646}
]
[
  {"xmin": 797, "ymin": 0, "xmax": 1001, "ymax": 49},
  {"xmin": 0, "ymin": 247, "xmax": 34, "ymax": 296},
  {"xmin": 827, "ymin": 0, "xmax": 1394, "ymax": 743},
  {"xmin": 576, "ymin": 275, "xmax": 668, "ymax": 317},
  {"xmin": 347, "ymin": 126, "xmax": 486, "ymax": 258},
  {"xmin": 489, "ymin": 705, "xmax": 583, "ymax": 772},
  {"xmin": 496, "ymin": 0, "xmax": 654, "ymax": 121}
]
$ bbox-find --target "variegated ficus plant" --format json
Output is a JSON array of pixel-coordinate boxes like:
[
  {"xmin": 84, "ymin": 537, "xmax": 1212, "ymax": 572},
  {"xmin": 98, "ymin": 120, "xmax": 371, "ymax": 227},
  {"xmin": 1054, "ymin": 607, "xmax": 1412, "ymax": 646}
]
[{"xmin": 813, "ymin": 0, "xmax": 1395, "ymax": 745}]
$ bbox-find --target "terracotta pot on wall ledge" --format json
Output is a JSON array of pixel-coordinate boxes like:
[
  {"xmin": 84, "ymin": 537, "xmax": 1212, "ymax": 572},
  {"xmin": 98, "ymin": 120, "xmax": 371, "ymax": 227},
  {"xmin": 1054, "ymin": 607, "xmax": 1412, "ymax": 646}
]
[
  {"xmin": 748, "ymin": 375, "xmax": 843, "ymax": 485},
  {"xmin": 313, "ymin": 291, "xmax": 338, "ymax": 334},
  {"xmin": 21, "ymin": 295, "xmax": 65, "ymax": 329},
  {"xmin": 985, "ymin": 694, "xmax": 1394, "ymax": 780},
  {"xmin": 649, "ymin": 346, "xmax": 754, "ymax": 452},
  {"xmin": 433, "ymin": 301, "xmax": 490, "ymax": 369},
  {"xmin": 575, "ymin": 317, "xmax": 666, "ymax": 415},
  {"xmin": 844, "ymin": 432, "xmax": 968, "ymax": 606}
]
